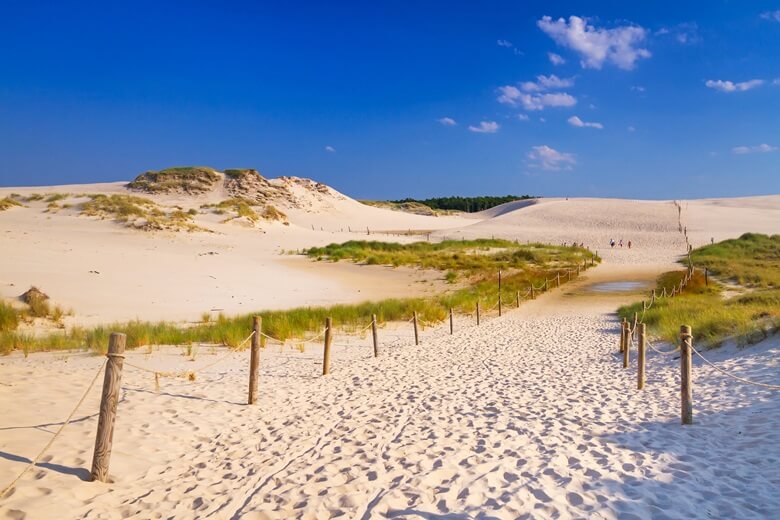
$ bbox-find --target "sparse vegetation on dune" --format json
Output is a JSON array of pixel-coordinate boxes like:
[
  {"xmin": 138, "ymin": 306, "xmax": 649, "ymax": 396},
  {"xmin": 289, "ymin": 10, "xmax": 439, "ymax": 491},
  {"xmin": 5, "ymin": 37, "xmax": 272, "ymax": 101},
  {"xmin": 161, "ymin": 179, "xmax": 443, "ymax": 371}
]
[
  {"xmin": 0, "ymin": 197, "xmax": 23, "ymax": 211},
  {"xmin": 127, "ymin": 166, "xmax": 221, "ymax": 194},
  {"xmin": 619, "ymin": 234, "xmax": 780, "ymax": 347},
  {"xmin": 384, "ymin": 195, "xmax": 535, "ymax": 213},
  {"xmin": 2, "ymin": 240, "xmax": 596, "ymax": 355},
  {"xmin": 80, "ymin": 194, "xmax": 207, "ymax": 232},
  {"xmin": 202, "ymin": 198, "xmax": 288, "ymax": 225}
]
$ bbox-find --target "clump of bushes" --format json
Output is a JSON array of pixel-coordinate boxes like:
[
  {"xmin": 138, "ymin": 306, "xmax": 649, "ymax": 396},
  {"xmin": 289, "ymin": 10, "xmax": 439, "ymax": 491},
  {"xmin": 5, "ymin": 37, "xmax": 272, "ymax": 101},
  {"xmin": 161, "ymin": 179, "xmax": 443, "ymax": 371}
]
[{"xmin": 127, "ymin": 166, "xmax": 221, "ymax": 195}]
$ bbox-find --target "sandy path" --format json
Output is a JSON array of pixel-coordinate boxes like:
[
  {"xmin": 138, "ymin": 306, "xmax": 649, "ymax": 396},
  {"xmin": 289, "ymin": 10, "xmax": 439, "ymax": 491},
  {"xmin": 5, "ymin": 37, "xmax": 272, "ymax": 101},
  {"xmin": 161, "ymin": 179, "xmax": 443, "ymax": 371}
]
[{"xmin": 2, "ymin": 268, "xmax": 779, "ymax": 519}]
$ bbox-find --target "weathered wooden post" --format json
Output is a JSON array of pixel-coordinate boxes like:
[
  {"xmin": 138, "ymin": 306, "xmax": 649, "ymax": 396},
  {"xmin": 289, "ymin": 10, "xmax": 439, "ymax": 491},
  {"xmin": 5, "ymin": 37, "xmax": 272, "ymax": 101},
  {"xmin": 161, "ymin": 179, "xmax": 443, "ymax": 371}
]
[
  {"xmin": 680, "ymin": 325, "xmax": 693, "ymax": 425},
  {"xmin": 516, "ymin": 290, "xmax": 520, "ymax": 308},
  {"xmin": 498, "ymin": 270, "xmax": 502, "ymax": 317},
  {"xmin": 90, "ymin": 332, "xmax": 126, "ymax": 482},
  {"xmin": 371, "ymin": 314, "xmax": 379, "ymax": 357},
  {"xmin": 620, "ymin": 318, "xmax": 627, "ymax": 353},
  {"xmin": 476, "ymin": 301, "xmax": 481, "ymax": 326},
  {"xmin": 637, "ymin": 323, "xmax": 646, "ymax": 390},
  {"xmin": 663, "ymin": 287, "xmax": 667, "ymax": 298},
  {"xmin": 704, "ymin": 268, "xmax": 708, "ymax": 286},
  {"xmin": 449, "ymin": 308, "xmax": 453, "ymax": 334},
  {"xmin": 530, "ymin": 284, "xmax": 535, "ymax": 300},
  {"xmin": 413, "ymin": 311, "xmax": 419, "ymax": 345},
  {"xmin": 556, "ymin": 272, "xmax": 560, "ymax": 288},
  {"xmin": 652, "ymin": 289, "xmax": 656, "ymax": 303},
  {"xmin": 623, "ymin": 322, "xmax": 630, "ymax": 369},
  {"xmin": 248, "ymin": 316, "xmax": 261, "ymax": 405},
  {"xmin": 544, "ymin": 279, "xmax": 548, "ymax": 292},
  {"xmin": 322, "ymin": 317, "xmax": 333, "ymax": 375}
]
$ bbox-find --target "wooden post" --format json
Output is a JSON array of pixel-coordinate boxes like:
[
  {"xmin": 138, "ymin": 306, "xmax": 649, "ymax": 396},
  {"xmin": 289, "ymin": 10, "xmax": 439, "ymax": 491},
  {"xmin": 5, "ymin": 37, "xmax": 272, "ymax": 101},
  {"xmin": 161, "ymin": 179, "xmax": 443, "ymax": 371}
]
[
  {"xmin": 623, "ymin": 321, "xmax": 630, "ymax": 369},
  {"xmin": 90, "ymin": 332, "xmax": 126, "ymax": 482},
  {"xmin": 663, "ymin": 287, "xmax": 667, "ymax": 298},
  {"xmin": 620, "ymin": 318, "xmax": 627, "ymax": 353},
  {"xmin": 248, "ymin": 316, "xmax": 261, "ymax": 405},
  {"xmin": 498, "ymin": 270, "xmax": 502, "ymax": 317},
  {"xmin": 413, "ymin": 311, "xmax": 419, "ymax": 345},
  {"xmin": 449, "ymin": 308, "xmax": 453, "ymax": 334},
  {"xmin": 704, "ymin": 268, "xmax": 708, "ymax": 286},
  {"xmin": 544, "ymin": 279, "xmax": 548, "ymax": 292},
  {"xmin": 322, "ymin": 317, "xmax": 332, "ymax": 375},
  {"xmin": 680, "ymin": 325, "xmax": 693, "ymax": 425},
  {"xmin": 637, "ymin": 323, "xmax": 646, "ymax": 390},
  {"xmin": 530, "ymin": 284, "xmax": 535, "ymax": 300},
  {"xmin": 556, "ymin": 272, "xmax": 560, "ymax": 288},
  {"xmin": 476, "ymin": 301, "xmax": 480, "ymax": 326},
  {"xmin": 516, "ymin": 290, "xmax": 520, "ymax": 308},
  {"xmin": 652, "ymin": 289, "xmax": 656, "ymax": 303},
  {"xmin": 371, "ymin": 314, "xmax": 379, "ymax": 357}
]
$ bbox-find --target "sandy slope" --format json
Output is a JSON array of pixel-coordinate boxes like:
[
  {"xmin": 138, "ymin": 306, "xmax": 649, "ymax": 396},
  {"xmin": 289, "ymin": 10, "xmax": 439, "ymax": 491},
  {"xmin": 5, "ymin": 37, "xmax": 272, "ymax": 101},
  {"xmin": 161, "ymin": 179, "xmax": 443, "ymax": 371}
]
[{"xmin": 1, "ymin": 268, "xmax": 779, "ymax": 519}]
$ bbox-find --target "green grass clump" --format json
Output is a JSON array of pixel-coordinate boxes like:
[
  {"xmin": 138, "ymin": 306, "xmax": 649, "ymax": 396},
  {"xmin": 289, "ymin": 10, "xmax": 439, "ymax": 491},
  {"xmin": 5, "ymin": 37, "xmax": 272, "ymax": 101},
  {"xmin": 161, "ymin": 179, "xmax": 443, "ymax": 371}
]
[
  {"xmin": 619, "ymin": 234, "xmax": 780, "ymax": 346},
  {"xmin": 262, "ymin": 204, "xmax": 287, "ymax": 223},
  {"xmin": 690, "ymin": 233, "xmax": 780, "ymax": 287},
  {"xmin": 0, "ymin": 302, "xmax": 19, "ymax": 332},
  {"xmin": 0, "ymin": 197, "xmax": 23, "ymax": 211},
  {"xmin": 44, "ymin": 193, "xmax": 69, "ymax": 203}
]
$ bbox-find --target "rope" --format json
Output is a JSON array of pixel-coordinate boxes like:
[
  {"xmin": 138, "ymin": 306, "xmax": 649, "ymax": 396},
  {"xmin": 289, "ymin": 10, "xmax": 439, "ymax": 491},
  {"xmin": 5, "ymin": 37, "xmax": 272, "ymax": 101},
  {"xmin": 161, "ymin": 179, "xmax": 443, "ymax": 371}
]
[
  {"xmin": 261, "ymin": 329, "xmax": 326, "ymax": 344},
  {"xmin": 124, "ymin": 331, "xmax": 256, "ymax": 390},
  {"xmin": 690, "ymin": 344, "xmax": 780, "ymax": 390},
  {"xmin": 0, "ymin": 359, "xmax": 107, "ymax": 499},
  {"xmin": 646, "ymin": 338, "xmax": 680, "ymax": 356}
]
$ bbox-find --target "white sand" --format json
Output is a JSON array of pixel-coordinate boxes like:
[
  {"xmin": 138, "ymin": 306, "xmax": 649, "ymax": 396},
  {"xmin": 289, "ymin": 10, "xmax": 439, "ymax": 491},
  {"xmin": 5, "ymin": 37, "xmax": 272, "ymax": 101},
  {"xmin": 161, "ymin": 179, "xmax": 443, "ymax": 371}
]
[{"xmin": 1, "ymin": 182, "xmax": 779, "ymax": 518}]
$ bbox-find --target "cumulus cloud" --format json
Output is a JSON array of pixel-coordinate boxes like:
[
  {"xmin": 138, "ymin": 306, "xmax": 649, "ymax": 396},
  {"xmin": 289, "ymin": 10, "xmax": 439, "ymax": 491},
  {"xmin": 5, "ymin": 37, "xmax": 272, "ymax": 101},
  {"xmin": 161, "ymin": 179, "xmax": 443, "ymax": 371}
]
[
  {"xmin": 567, "ymin": 116, "xmax": 603, "ymax": 129},
  {"xmin": 761, "ymin": 10, "xmax": 780, "ymax": 22},
  {"xmin": 527, "ymin": 145, "xmax": 576, "ymax": 171},
  {"xmin": 705, "ymin": 79, "xmax": 764, "ymax": 92},
  {"xmin": 437, "ymin": 117, "xmax": 457, "ymax": 126},
  {"xmin": 516, "ymin": 113, "xmax": 530, "ymax": 121},
  {"xmin": 468, "ymin": 121, "xmax": 500, "ymax": 133},
  {"xmin": 732, "ymin": 144, "xmax": 777, "ymax": 155},
  {"xmin": 537, "ymin": 15, "xmax": 651, "ymax": 70},
  {"xmin": 548, "ymin": 52, "xmax": 566, "ymax": 65},
  {"xmin": 497, "ymin": 39, "xmax": 513, "ymax": 47},
  {"xmin": 498, "ymin": 86, "xmax": 577, "ymax": 111},
  {"xmin": 324, "ymin": 146, "xmax": 335, "ymax": 153}
]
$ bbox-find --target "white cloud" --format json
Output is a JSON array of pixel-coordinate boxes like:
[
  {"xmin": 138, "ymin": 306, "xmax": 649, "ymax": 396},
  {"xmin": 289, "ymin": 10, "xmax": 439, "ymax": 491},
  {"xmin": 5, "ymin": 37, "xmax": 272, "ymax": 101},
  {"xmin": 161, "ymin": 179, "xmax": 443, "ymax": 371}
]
[
  {"xmin": 468, "ymin": 121, "xmax": 500, "ymax": 133},
  {"xmin": 516, "ymin": 113, "xmax": 530, "ymax": 121},
  {"xmin": 705, "ymin": 79, "xmax": 764, "ymax": 92},
  {"xmin": 537, "ymin": 15, "xmax": 651, "ymax": 70},
  {"xmin": 527, "ymin": 145, "xmax": 576, "ymax": 171},
  {"xmin": 567, "ymin": 115, "xmax": 603, "ymax": 129},
  {"xmin": 732, "ymin": 144, "xmax": 777, "ymax": 155},
  {"xmin": 497, "ymin": 86, "xmax": 576, "ymax": 111},
  {"xmin": 520, "ymin": 74, "xmax": 575, "ymax": 92},
  {"xmin": 761, "ymin": 10, "xmax": 780, "ymax": 22},
  {"xmin": 548, "ymin": 52, "xmax": 566, "ymax": 65},
  {"xmin": 631, "ymin": 85, "xmax": 646, "ymax": 92},
  {"xmin": 657, "ymin": 22, "xmax": 700, "ymax": 44},
  {"xmin": 324, "ymin": 146, "xmax": 335, "ymax": 153},
  {"xmin": 627, "ymin": 125, "xmax": 636, "ymax": 132},
  {"xmin": 497, "ymin": 39, "xmax": 513, "ymax": 47},
  {"xmin": 437, "ymin": 117, "xmax": 457, "ymax": 126}
]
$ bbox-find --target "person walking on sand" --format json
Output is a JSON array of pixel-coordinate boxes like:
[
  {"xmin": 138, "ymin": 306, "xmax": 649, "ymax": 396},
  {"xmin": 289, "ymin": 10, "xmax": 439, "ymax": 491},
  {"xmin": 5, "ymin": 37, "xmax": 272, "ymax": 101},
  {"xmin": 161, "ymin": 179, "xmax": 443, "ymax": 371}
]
[
  {"xmin": 619, "ymin": 239, "xmax": 623, "ymax": 248},
  {"xmin": 610, "ymin": 238, "xmax": 615, "ymax": 248},
  {"xmin": 628, "ymin": 240, "xmax": 632, "ymax": 249}
]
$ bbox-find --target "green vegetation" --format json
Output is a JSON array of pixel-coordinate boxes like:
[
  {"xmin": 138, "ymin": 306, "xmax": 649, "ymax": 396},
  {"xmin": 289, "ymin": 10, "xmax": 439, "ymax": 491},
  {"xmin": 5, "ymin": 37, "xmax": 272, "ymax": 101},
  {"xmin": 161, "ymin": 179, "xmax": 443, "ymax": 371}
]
[
  {"xmin": 388, "ymin": 195, "xmax": 534, "ymax": 213},
  {"xmin": 127, "ymin": 166, "xmax": 221, "ymax": 194},
  {"xmin": 44, "ymin": 193, "xmax": 69, "ymax": 203},
  {"xmin": 202, "ymin": 198, "xmax": 288, "ymax": 224},
  {"xmin": 2, "ymin": 240, "xmax": 596, "ymax": 355},
  {"xmin": 0, "ymin": 302, "xmax": 19, "ymax": 332},
  {"xmin": 0, "ymin": 197, "xmax": 23, "ymax": 211},
  {"xmin": 80, "ymin": 194, "xmax": 205, "ymax": 232},
  {"xmin": 619, "ymin": 233, "xmax": 780, "ymax": 347},
  {"xmin": 262, "ymin": 204, "xmax": 288, "ymax": 223}
]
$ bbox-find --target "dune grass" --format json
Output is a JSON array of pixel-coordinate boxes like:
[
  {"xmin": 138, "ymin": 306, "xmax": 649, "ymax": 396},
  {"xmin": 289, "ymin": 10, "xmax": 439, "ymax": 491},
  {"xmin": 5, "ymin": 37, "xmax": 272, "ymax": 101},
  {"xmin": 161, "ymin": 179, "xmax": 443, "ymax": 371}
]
[
  {"xmin": 619, "ymin": 234, "xmax": 780, "ymax": 346},
  {"xmin": 0, "ymin": 197, "xmax": 23, "ymax": 211},
  {"xmin": 80, "ymin": 194, "xmax": 205, "ymax": 232},
  {"xmin": 1, "ymin": 240, "xmax": 595, "ymax": 355}
]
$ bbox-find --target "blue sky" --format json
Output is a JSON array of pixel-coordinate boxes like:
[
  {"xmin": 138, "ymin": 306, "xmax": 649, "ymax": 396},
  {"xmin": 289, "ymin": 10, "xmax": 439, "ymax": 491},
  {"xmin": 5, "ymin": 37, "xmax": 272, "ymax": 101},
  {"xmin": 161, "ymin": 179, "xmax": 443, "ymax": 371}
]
[{"xmin": 1, "ymin": 1, "xmax": 778, "ymax": 199}]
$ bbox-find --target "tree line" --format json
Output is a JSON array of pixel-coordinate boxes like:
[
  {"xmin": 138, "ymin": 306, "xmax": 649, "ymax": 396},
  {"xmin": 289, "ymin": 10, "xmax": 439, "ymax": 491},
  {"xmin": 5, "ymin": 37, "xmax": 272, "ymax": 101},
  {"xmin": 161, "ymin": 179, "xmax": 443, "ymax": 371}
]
[{"xmin": 390, "ymin": 195, "xmax": 535, "ymax": 213}]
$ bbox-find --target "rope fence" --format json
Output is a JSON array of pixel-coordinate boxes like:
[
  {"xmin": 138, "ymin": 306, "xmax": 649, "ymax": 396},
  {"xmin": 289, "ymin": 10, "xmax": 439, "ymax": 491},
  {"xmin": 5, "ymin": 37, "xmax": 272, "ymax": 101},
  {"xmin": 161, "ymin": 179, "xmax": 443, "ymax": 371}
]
[{"xmin": 1, "ymin": 261, "xmax": 596, "ymax": 495}]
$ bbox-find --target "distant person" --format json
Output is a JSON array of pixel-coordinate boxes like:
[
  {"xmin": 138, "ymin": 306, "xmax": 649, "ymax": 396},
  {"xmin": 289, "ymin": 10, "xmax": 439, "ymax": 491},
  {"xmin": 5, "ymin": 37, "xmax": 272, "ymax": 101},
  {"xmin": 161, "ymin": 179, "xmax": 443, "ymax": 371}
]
[
  {"xmin": 711, "ymin": 237, "xmax": 715, "ymax": 244},
  {"xmin": 619, "ymin": 239, "xmax": 623, "ymax": 248},
  {"xmin": 610, "ymin": 238, "xmax": 615, "ymax": 248},
  {"xmin": 628, "ymin": 240, "xmax": 632, "ymax": 249}
]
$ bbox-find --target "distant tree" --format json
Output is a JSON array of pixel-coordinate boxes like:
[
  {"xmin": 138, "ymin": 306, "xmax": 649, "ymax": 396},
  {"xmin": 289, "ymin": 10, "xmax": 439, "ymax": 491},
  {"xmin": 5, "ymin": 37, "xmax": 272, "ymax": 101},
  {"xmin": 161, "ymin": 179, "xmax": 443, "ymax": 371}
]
[{"xmin": 389, "ymin": 195, "xmax": 535, "ymax": 213}]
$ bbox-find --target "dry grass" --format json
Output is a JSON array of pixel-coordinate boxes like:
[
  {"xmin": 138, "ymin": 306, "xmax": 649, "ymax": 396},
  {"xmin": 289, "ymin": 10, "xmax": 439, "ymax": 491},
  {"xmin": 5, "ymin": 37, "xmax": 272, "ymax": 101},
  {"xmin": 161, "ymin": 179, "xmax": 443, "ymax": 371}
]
[
  {"xmin": 80, "ymin": 194, "xmax": 207, "ymax": 232},
  {"xmin": 0, "ymin": 197, "xmax": 23, "ymax": 211}
]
